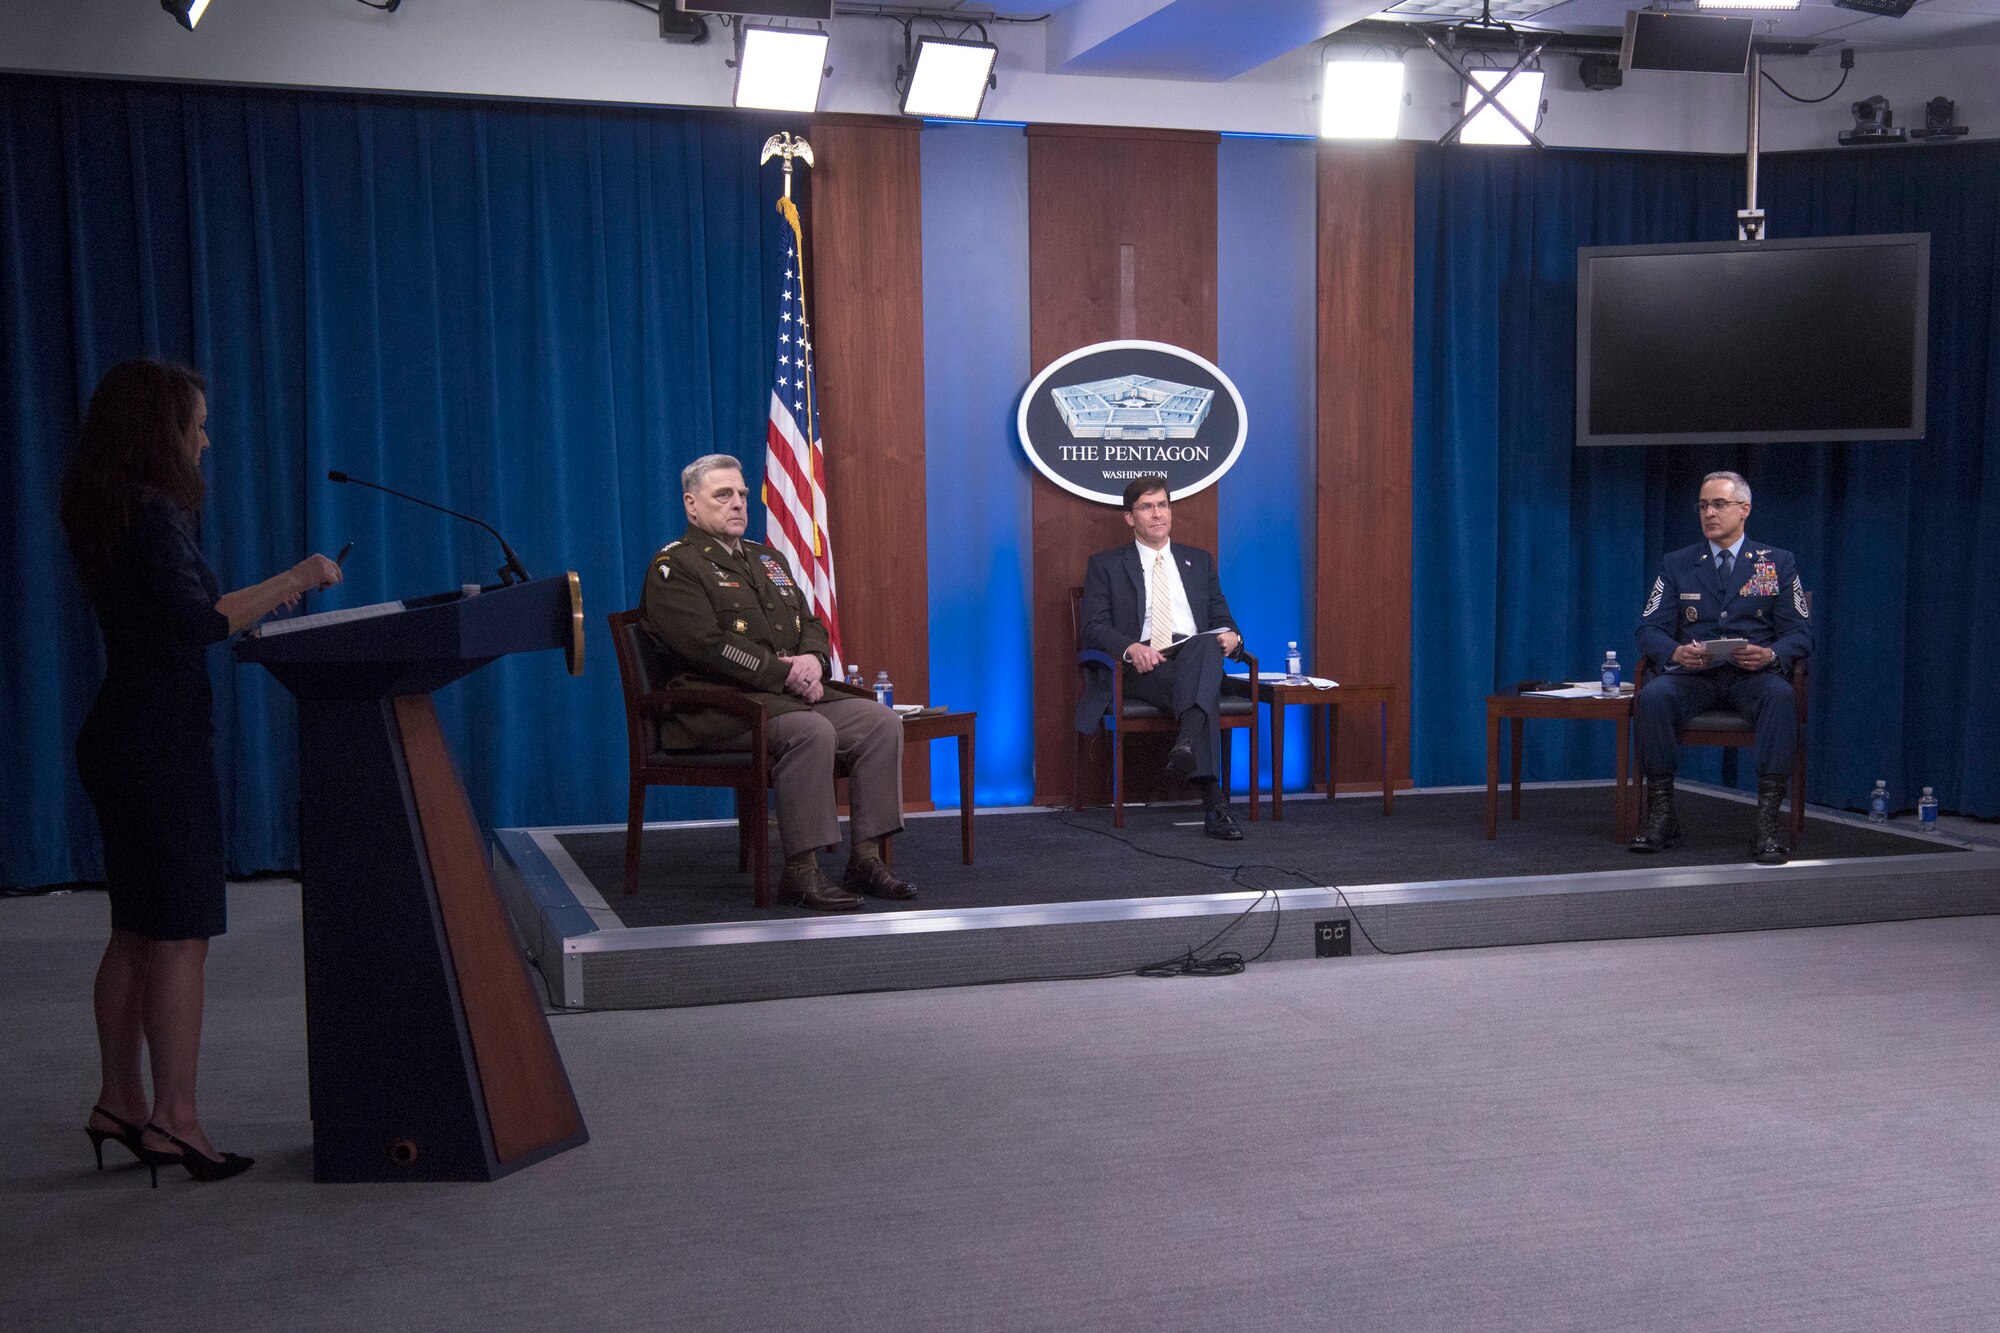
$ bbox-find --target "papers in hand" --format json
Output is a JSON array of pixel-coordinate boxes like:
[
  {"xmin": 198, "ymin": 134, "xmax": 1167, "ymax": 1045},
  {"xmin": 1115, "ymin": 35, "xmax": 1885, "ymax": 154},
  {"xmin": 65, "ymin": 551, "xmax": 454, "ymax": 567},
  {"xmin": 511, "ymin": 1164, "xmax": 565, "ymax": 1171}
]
[
  {"xmin": 1697, "ymin": 638, "xmax": 1751, "ymax": 660},
  {"xmin": 1158, "ymin": 628, "xmax": 1229, "ymax": 657},
  {"xmin": 251, "ymin": 599, "xmax": 405, "ymax": 637}
]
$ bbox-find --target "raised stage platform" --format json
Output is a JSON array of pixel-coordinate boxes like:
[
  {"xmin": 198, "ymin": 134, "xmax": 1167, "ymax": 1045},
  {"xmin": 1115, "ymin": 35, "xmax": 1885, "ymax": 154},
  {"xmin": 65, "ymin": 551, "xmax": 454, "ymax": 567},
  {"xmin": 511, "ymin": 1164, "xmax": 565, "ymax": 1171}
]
[{"xmin": 492, "ymin": 785, "xmax": 2000, "ymax": 1010}]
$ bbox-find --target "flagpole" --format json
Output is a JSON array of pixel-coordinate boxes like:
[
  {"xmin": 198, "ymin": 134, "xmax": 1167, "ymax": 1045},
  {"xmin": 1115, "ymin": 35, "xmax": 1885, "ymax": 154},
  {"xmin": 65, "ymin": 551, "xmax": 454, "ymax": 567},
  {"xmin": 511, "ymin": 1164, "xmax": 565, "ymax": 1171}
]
[{"xmin": 757, "ymin": 131, "xmax": 843, "ymax": 670}]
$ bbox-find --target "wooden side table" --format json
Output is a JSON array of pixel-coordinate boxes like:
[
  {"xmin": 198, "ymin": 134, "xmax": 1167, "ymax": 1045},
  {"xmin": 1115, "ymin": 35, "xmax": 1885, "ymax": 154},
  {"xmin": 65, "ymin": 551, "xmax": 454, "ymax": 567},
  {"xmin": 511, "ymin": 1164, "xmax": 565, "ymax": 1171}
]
[
  {"xmin": 899, "ymin": 710, "xmax": 976, "ymax": 865},
  {"xmin": 1484, "ymin": 686, "xmax": 1633, "ymax": 842},
  {"xmin": 1250, "ymin": 679, "xmax": 1397, "ymax": 821}
]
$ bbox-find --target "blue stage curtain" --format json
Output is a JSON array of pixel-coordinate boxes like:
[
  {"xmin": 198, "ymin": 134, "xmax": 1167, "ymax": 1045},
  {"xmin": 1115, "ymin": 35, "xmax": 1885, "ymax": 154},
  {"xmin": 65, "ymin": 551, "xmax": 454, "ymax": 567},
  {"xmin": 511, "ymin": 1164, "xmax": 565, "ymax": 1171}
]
[
  {"xmin": 0, "ymin": 74, "xmax": 795, "ymax": 887},
  {"xmin": 1413, "ymin": 141, "xmax": 2000, "ymax": 819}
]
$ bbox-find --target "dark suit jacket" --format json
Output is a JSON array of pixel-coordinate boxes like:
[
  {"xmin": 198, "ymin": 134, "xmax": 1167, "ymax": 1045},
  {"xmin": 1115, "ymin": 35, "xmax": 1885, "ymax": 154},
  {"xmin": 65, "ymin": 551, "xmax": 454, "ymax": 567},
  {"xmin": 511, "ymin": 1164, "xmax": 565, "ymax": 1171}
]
[
  {"xmin": 1073, "ymin": 541, "xmax": 1239, "ymax": 733},
  {"xmin": 1635, "ymin": 538, "xmax": 1813, "ymax": 673}
]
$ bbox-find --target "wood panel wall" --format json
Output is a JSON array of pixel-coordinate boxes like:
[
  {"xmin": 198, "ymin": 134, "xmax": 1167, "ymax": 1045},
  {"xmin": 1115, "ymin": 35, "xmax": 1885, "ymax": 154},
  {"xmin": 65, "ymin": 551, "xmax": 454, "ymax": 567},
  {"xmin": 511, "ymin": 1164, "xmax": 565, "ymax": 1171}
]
[
  {"xmin": 1027, "ymin": 125, "xmax": 1221, "ymax": 807},
  {"xmin": 808, "ymin": 115, "xmax": 932, "ymax": 806},
  {"xmin": 1316, "ymin": 143, "xmax": 1415, "ymax": 790}
]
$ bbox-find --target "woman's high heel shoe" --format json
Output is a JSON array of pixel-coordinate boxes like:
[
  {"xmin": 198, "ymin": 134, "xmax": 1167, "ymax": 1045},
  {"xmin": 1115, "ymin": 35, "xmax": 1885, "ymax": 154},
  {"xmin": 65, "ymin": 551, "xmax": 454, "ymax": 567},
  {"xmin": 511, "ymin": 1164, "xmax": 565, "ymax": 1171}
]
[
  {"xmin": 84, "ymin": 1105, "xmax": 147, "ymax": 1170},
  {"xmin": 138, "ymin": 1123, "xmax": 254, "ymax": 1188}
]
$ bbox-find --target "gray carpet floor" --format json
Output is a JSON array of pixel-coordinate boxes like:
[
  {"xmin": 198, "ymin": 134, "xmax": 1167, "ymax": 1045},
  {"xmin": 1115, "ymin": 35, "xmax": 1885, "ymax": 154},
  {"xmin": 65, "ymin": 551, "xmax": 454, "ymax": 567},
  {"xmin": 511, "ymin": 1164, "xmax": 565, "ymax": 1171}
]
[
  {"xmin": 8, "ymin": 881, "xmax": 2000, "ymax": 1331},
  {"xmin": 573, "ymin": 787, "xmax": 1959, "ymax": 927}
]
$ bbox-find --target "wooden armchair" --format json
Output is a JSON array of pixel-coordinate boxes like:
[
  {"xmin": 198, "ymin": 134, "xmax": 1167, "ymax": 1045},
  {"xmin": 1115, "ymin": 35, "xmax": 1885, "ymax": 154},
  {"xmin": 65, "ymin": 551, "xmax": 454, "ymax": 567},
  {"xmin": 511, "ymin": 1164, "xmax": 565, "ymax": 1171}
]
[
  {"xmin": 608, "ymin": 609, "xmax": 775, "ymax": 907},
  {"xmin": 1069, "ymin": 587, "xmax": 1260, "ymax": 828},
  {"xmin": 1631, "ymin": 651, "xmax": 1809, "ymax": 844}
]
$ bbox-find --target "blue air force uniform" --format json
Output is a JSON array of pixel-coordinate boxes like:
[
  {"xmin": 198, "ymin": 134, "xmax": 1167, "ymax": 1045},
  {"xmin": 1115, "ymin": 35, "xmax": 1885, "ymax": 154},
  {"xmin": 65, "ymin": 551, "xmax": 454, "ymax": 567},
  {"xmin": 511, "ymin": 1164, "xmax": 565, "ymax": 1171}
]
[{"xmin": 1634, "ymin": 538, "xmax": 1812, "ymax": 778}]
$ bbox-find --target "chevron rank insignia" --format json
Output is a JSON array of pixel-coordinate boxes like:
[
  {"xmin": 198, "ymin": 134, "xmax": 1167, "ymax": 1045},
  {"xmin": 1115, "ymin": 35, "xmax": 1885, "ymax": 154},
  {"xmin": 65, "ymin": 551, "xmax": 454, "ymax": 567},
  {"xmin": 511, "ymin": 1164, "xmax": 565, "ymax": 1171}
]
[
  {"xmin": 1794, "ymin": 578, "xmax": 1810, "ymax": 618},
  {"xmin": 1643, "ymin": 577, "xmax": 1664, "ymax": 616}
]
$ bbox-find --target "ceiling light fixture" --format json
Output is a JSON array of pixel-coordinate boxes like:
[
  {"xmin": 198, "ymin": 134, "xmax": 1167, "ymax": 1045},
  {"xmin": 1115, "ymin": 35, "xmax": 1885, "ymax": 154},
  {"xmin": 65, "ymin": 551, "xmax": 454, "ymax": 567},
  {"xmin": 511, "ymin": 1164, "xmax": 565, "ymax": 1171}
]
[
  {"xmin": 732, "ymin": 23, "xmax": 831, "ymax": 113},
  {"xmin": 1418, "ymin": 0, "xmax": 1551, "ymax": 149},
  {"xmin": 899, "ymin": 33, "xmax": 998, "ymax": 121},
  {"xmin": 160, "ymin": 0, "xmax": 212, "ymax": 30},
  {"xmin": 1320, "ymin": 56, "xmax": 1407, "ymax": 140},
  {"xmin": 1460, "ymin": 67, "xmax": 1545, "ymax": 145}
]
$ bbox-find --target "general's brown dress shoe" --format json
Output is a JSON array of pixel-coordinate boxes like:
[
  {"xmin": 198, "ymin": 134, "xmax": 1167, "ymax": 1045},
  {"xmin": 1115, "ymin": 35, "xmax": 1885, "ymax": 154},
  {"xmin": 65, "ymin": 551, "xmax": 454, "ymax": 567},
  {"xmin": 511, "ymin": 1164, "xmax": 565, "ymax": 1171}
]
[
  {"xmin": 842, "ymin": 857, "xmax": 917, "ymax": 901},
  {"xmin": 778, "ymin": 863, "xmax": 864, "ymax": 912}
]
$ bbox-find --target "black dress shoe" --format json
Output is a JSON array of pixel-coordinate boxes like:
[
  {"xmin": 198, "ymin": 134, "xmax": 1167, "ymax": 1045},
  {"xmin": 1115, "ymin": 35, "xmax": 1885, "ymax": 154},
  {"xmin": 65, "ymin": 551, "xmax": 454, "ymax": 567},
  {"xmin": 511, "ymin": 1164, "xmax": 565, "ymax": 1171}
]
[
  {"xmin": 1166, "ymin": 740, "xmax": 1197, "ymax": 779},
  {"xmin": 843, "ymin": 857, "xmax": 917, "ymax": 901},
  {"xmin": 778, "ymin": 865, "xmax": 864, "ymax": 912},
  {"xmin": 137, "ymin": 1124, "xmax": 253, "ymax": 1189},
  {"xmin": 1203, "ymin": 805, "xmax": 1243, "ymax": 840}
]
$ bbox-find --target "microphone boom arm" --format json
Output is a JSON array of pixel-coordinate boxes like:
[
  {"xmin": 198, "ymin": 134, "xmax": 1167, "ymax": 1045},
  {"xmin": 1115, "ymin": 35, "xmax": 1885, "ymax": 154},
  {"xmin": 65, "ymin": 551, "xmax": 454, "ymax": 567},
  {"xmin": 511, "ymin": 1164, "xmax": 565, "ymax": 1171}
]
[{"xmin": 326, "ymin": 470, "xmax": 532, "ymax": 585}]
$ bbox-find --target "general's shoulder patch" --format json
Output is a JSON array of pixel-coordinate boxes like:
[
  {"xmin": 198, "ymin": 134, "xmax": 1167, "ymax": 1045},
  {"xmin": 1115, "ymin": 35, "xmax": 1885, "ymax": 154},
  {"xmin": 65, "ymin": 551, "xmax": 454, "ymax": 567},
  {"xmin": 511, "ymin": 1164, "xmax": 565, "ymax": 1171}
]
[{"xmin": 656, "ymin": 563, "xmax": 671, "ymax": 582}]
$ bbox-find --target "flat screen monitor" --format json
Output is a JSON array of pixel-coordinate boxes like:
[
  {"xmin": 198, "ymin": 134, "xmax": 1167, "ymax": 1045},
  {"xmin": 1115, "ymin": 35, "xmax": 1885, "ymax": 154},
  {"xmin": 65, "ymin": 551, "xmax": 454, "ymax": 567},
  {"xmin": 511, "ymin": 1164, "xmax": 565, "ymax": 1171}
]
[
  {"xmin": 1576, "ymin": 233, "xmax": 1929, "ymax": 447},
  {"xmin": 1620, "ymin": 10, "xmax": 1753, "ymax": 76}
]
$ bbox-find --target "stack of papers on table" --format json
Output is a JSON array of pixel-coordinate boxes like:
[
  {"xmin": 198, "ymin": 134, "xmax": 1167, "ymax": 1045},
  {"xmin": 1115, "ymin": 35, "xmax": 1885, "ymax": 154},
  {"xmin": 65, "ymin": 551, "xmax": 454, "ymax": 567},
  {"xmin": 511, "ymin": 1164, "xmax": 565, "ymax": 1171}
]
[{"xmin": 1228, "ymin": 672, "xmax": 1341, "ymax": 689}]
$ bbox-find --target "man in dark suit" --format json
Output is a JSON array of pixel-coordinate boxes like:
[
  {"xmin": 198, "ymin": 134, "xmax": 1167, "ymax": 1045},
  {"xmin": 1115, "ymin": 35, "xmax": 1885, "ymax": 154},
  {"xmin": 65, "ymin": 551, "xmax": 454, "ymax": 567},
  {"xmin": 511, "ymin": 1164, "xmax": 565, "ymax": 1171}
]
[
  {"xmin": 1074, "ymin": 475, "xmax": 1248, "ymax": 839},
  {"xmin": 1631, "ymin": 470, "xmax": 1813, "ymax": 864}
]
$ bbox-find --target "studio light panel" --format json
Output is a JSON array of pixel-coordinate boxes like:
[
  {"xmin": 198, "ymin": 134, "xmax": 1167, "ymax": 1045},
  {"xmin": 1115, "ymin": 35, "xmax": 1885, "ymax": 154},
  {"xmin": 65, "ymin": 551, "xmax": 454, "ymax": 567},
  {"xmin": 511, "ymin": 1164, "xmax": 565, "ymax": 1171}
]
[
  {"xmin": 902, "ymin": 37, "xmax": 998, "ymax": 120},
  {"xmin": 1461, "ymin": 69, "xmax": 1544, "ymax": 146},
  {"xmin": 733, "ymin": 26, "xmax": 830, "ymax": 113},
  {"xmin": 161, "ymin": 0, "xmax": 212, "ymax": 29},
  {"xmin": 1320, "ymin": 59, "xmax": 1406, "ymax": 140}
]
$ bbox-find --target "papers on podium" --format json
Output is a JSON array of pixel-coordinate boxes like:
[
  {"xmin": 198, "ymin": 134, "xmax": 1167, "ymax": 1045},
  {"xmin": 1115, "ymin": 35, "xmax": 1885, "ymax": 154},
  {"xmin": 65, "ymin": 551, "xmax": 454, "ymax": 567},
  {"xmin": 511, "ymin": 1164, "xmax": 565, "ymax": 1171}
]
[{"xmin": 252, "ymin": 599, "xmax": 406, "ymax": 637}]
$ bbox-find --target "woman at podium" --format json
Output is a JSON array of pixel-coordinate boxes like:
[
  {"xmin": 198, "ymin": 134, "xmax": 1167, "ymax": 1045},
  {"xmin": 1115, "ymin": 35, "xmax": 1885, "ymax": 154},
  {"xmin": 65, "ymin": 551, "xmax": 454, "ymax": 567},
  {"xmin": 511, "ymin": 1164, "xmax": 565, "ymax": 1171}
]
[{"xmin": 60, "ymin": 359, "xmax": 343, "ymax": 1186}]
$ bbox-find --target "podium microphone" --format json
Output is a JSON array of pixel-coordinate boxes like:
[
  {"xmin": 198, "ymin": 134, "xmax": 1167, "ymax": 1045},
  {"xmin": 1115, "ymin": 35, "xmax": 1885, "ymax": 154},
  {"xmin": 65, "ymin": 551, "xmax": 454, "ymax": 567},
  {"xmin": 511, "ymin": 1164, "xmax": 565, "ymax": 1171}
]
[{"xmin": 326, "ymin": 470, "xmax": 531, "ymax": 586}]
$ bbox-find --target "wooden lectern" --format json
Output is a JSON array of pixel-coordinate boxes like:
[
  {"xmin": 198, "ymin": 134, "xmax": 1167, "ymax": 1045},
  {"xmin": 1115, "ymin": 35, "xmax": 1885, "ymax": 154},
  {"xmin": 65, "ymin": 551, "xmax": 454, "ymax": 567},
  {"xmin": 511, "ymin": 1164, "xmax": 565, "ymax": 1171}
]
[{"xmin": 237, "ymin": 576, "xmax": 589, "ymax": 1183}]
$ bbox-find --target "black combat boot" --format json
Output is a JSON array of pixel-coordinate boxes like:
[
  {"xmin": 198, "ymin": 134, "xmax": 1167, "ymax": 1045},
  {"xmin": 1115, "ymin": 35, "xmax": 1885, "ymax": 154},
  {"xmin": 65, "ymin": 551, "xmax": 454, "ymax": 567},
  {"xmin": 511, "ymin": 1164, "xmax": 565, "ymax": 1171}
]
[
  {"xmin": 1628, "ymin": 775, "xmax": 1680, "ymax": 853},
  {"xmin": 1752, "ymin": 773, "xmax": 1789, "ymax": 865}
]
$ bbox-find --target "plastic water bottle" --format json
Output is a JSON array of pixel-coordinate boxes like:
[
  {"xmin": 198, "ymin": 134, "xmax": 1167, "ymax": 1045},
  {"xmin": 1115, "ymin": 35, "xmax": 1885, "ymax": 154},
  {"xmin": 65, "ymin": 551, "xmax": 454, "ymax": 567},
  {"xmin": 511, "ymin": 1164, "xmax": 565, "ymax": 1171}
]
[
  {"xmin": 873, "ymin": 670, "xmax": 893, "ymax": 708},
  {"xmin": 844, "ymin": 664, "xmax": 862, "ymax": 689},
  {"xmin": 1919, "ymin": 786, "xmax": 1939, "ymax": 833},
  {"xmin": 1868, "ymin": 780, "xmax": 1889, "ymax": 823},
  {"xmin": 1600, "ymin": 651, "xmax": 1621, "ymax": 698},
  {"xmin": 1285, "ymin": 641, "xmax": 1304, "ymax": 684}
]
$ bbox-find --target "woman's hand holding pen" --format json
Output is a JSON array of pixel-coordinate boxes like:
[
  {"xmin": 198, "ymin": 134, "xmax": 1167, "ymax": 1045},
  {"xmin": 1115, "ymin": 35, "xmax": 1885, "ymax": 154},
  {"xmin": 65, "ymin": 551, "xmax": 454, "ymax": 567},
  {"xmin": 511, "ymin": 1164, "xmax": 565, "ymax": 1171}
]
[{"xmin": 277, "ymin": 553, "xmax": 344, "ymax": 610}]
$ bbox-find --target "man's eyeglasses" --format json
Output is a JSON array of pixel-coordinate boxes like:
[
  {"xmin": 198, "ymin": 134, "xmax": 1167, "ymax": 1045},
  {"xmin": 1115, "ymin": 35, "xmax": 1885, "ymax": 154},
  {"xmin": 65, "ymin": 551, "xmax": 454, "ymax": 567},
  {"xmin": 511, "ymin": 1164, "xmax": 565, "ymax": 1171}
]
[{"xmin": 1695, "ymin": 499, "xmax": 1747, "ymax": 514}]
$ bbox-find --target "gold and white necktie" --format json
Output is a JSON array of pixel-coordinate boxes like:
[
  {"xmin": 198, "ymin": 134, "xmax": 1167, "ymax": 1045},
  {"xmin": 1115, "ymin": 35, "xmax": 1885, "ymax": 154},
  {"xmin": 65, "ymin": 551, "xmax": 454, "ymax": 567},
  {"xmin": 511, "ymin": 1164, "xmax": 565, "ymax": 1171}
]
[{"xmin": 1148, "ymin": 551, "xmax": 1173, "ymax": 651}]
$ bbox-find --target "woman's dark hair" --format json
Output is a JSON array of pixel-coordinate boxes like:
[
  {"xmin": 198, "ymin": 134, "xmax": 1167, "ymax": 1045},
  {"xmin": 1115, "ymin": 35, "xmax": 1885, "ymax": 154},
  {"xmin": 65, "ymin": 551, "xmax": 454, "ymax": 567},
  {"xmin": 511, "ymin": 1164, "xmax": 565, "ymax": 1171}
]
[{"xmin": 60, "ymin": 359, "xmax": 207, "ymax": 594}]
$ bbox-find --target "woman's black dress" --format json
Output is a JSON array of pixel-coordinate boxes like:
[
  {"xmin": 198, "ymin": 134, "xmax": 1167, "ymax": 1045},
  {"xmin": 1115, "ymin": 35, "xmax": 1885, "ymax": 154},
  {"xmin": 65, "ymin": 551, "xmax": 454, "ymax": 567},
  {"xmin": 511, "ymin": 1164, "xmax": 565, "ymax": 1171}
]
[{"xmin": 76, "ymin": 493, "xmax": 233, "ymax": 940}]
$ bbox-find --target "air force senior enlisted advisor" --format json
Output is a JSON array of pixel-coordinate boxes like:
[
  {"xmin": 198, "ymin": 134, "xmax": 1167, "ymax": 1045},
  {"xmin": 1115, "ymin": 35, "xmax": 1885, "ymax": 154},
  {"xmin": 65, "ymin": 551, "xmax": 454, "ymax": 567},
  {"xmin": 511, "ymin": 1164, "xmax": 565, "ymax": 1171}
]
[
  {"xmin": 1630, "ymin": 470, "xmax": 1812, "ymax": 865},
  {"xmin": 1076, "ymin": 475, "xmax": 1249, "ymax": 840},
  {"xmin": 640, "ymin": 454, "xmax": 912, "ymax": 912}
]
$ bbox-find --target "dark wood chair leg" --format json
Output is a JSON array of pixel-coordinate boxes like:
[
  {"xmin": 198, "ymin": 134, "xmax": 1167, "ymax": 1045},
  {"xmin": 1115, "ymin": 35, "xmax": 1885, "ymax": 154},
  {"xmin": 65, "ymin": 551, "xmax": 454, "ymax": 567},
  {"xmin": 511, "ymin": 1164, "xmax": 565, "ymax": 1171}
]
[
  {"xmin": 748, "ymin": 786, "xmax": 771, "ymax": 910},
  {"xmin": 1792, "ymin": 752, "xmax": 1806, "ymax": 842},
  {"xmin": 624, "ymin": 778, "xmax": 646, "ymax": 896},
  {"xmin": 1074, "ymin": 726, "xmax": 1087, "ymax": 813},
  {"xmin": 1112, "ymin": 720, "xmax": 1126, "ymax": 829},
  {"xmin": 737, "ymin": 790, "xmax": 751, "ymax": 872},
  {"xmin": 1248, "ymin": 715, "xmax": 1260, "ymax": 821}
]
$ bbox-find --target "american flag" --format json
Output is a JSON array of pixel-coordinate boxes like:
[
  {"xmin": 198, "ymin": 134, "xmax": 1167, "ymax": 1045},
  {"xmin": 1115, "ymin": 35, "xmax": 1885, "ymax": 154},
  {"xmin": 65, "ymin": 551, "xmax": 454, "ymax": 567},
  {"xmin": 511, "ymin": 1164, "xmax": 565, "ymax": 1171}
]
[{"xmin": 762, "ymin": 195, "xmax": 845, "ymax": 673}]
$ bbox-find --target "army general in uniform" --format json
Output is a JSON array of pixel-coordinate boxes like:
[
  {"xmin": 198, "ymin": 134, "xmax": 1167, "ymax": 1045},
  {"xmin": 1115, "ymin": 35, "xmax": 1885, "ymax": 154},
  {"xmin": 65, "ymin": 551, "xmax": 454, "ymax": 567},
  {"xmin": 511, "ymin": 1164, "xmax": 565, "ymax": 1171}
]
[
  {"xmin": 1630, "ymin": 470, "xmax": 1812, "ymax": 864},
  {"xmin": 640, "ymin": 453, "xmax": 911, "ymax": 911}
]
